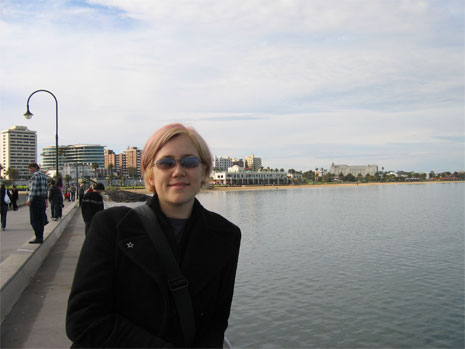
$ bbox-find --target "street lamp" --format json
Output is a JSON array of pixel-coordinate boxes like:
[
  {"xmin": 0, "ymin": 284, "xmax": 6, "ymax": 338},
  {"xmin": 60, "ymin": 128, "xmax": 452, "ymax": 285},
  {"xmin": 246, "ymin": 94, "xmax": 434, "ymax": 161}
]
[{"xmin": 24, "ymin": 90, "xmax": 59, "ymax": 178}]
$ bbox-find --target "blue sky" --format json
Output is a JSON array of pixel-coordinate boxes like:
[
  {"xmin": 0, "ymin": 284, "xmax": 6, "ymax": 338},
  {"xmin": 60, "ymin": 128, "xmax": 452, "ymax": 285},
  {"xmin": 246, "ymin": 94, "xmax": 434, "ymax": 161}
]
[{"xmin": 1, "ymin": 0, "xmax": 464, "ymax": 172}]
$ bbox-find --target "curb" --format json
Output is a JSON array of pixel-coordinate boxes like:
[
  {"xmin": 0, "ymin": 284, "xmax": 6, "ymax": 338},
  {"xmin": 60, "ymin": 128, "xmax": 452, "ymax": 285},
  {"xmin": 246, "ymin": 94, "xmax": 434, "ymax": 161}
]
[{"xmin": 0, "ymin": 202, "xmax": 79, "ymax": 324}]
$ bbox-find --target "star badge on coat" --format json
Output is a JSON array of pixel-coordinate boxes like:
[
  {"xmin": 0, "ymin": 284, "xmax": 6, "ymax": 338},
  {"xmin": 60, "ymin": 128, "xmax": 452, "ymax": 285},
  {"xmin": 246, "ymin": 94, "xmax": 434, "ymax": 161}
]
[{"xmin": 126, "ymin": 242, "xmax": 134, "ymax": 248}]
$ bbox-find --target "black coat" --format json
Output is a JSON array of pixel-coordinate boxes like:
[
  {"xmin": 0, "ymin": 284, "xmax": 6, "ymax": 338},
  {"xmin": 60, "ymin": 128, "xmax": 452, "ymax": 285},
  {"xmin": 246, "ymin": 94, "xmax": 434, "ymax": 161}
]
[
  {"xmin": 49, "ymin": 186, "xmax": 63, "ymax": 205},
  {"xmin": 66, "ymin": 195, "xmax": 241, "ymax": 348}
]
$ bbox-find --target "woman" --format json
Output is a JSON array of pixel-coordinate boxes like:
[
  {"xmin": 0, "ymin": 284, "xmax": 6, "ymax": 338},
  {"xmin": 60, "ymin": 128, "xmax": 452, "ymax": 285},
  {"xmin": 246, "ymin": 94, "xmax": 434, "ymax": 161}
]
[
  {"xmin": 49, "ymin": 180, "xmax": 63, "ymax": 221},
  {"xmin": 1, "ymin": 184, "xmax": 12, "ymax": 231},
  {"xmin": 66, "ymin": 123, "xmax": 241, "ymax": 348}
]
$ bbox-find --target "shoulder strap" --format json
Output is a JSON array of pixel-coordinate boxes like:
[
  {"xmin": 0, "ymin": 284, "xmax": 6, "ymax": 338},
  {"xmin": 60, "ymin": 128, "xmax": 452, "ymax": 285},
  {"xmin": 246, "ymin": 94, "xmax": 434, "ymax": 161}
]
[{"xmin": 133, "ymin": 203, "xmax": 196, "ymax": 346}]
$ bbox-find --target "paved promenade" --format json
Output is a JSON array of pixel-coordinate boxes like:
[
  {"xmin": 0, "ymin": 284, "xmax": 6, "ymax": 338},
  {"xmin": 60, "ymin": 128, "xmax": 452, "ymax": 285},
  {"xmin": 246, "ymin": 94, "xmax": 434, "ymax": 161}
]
[{"xmin": 1, "ymin": 200, "xmax": 82, "ymax": 348}]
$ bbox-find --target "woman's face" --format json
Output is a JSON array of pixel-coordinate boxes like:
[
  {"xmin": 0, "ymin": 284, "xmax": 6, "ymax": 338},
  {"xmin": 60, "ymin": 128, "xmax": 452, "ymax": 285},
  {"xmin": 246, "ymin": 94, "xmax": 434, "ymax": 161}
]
[{"xmin": 149, "ymin": 133, "xmax": 204, "ymax": 218}]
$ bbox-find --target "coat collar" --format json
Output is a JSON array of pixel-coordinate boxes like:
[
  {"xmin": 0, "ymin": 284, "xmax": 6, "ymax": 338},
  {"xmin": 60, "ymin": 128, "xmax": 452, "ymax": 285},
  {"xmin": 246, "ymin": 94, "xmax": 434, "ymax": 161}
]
[{"xmin": 116, "ymin": 195, "xmax": 236, "ymax": 296}]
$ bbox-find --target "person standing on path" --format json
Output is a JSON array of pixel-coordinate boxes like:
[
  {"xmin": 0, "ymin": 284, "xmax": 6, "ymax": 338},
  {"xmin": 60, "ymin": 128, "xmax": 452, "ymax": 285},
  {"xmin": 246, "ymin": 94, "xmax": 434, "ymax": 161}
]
[
  {"xmin": 49, "ymin": 180, "xmax": 63, "ymax": 221},
  {"xmin": 78, "ymin": 184, "xmax": 85, "ymax": 207},
  {"xmin": 10, "ymin": 185, "xmax": 19, "ymax": 211},
  {"xmin": 81, "ymin": 182, "xmax": 105, "ymax": 235},
  {"xmin": 67, "ymin": 123, "xmax": 241, "ymax": 348},
  {"xmin": 26, "ymin": 163, "xmax": 49, "ymax": 244},
  {"xmin": 1, "ymin": 183, "xmax": 12, "ymax": 231},
  {"xmin": 70, "ymin": 184, "xmax": 76, "ymax": 201}
]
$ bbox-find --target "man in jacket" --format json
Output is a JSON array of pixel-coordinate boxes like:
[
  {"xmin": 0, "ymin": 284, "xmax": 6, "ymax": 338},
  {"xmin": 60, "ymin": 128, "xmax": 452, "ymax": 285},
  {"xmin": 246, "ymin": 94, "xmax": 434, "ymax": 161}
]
[
  {"xmin": 27, "ymin": 163, "xmax": 49, "ymax": 243},
  {"xmin": 81, "ymin": 182, "xmax": 105, "ymax": 235}
]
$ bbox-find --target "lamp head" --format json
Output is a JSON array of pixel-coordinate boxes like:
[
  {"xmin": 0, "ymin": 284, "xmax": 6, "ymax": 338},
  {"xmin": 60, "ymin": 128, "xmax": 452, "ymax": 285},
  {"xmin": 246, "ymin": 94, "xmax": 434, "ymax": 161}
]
[{"xmin": 24, "ymin": 109, "xmax": 33, "ymax": 120}]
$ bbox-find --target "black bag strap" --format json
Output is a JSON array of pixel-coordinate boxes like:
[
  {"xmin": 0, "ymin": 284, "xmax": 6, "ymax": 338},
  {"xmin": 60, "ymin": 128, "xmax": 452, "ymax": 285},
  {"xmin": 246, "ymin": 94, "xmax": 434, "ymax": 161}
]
[{"xmin": 134, "ymin": 203, "xmax": 196, "ymax": 346}]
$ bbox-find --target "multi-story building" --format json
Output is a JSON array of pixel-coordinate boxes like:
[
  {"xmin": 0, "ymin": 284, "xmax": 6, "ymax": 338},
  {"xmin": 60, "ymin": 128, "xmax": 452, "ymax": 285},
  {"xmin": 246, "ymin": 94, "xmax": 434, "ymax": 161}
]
[
  {"xmin": 105, "ymin": 146, "xmax": 142, "ymax": 177},
  {"xmin": 117, "ymin": 153, "xmax": 125, "ymax": 176},
  {"xmin": 212, "ymin": 166, "xmax": 288, "ymax": 185},
  {"xmin": 1, "ymin": 126, "xmax": 37, "ymax": 179},
  {"xmin": 329, "ymin": 163, "xmax": 378, "ymax": 177},
  {"xmin": 105, "ymin": 149, "xmax": 119, "ymax": 172},
  {"xmin": 62, "ymin": 162, "xmax": 96, "ymax": 180},
  {"xmin": 123, "ymin": 147, "xmax": 141, "ymax": 177},
  {"xmin": 214, "ymin": 156, "xmax": 233, "ymax": 170},
  {"xmin": 245, "ymin": 154, "xmax": 262, "ymax": 171},
  {"xmin": 41, "ymin": 144, "xmax": 105, "ymax": 174}
]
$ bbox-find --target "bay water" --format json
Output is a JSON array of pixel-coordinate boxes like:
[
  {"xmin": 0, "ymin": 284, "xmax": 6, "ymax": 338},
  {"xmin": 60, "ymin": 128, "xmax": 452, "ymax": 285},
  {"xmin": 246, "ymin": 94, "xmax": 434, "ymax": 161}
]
[
  {"xmin": 108, "ymin": 182, "xmax": 464, "ymax": 348},
  {"xmin": 196, "ymin": 183, "xmax": 464, "ymax": 348}
]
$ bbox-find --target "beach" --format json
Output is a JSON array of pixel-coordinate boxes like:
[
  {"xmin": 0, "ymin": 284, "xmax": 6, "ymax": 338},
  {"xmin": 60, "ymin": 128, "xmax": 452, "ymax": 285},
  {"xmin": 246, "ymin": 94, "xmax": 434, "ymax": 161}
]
[{"xmin": 124, "ymin": 180, "xmax": 462, "ymax": 195}]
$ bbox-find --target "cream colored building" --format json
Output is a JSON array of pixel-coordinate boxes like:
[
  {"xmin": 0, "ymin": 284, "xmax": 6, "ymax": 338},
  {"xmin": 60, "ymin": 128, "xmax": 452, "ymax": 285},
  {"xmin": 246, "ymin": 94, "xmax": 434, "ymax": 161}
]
[
  {"xmin": 329, "ymin": 163, "xmax": 378, "ymax": 177},
  {"xmin": 245, "ymin": 154, "xmax": 262, "ymax": 171},
  {"xmin": 212, "ymin": 166, "xmax": 288, "ymax": 185},
  {"xmin": 1, "ymin": 126, "xmax": 37, "ymax": 179}
]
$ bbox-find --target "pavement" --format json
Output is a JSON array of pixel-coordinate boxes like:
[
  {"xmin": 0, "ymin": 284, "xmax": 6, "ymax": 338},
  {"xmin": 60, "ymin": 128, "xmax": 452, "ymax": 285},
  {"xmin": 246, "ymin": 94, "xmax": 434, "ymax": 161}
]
[{"xmin": 0, "ymin": 199, "xmax": 82, "ymax": 348}]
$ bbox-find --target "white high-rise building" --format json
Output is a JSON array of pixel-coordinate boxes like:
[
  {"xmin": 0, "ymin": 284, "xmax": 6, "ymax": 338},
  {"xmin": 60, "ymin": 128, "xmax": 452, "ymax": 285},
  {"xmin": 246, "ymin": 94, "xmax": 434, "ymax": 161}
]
[
  {"xmin": 214, "ymin": 156, "xmax": 233, "ymax": 170},
  {"xmin": 1, "ymin": 126, "xmax": 37, "ymax": 179}
]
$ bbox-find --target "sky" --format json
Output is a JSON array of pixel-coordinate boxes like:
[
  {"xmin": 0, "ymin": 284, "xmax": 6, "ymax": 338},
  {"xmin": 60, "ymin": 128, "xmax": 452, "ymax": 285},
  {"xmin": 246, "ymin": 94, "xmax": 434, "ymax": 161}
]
[{"xmin": 1, "ymin": 0, "xmax": 464, "ymax": 173}]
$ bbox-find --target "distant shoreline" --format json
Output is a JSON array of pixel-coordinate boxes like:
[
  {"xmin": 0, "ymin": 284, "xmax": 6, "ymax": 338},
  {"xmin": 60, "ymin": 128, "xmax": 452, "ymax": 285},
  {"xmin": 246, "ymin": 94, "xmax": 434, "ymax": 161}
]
[{"xmin": 124, "ymin": 180, "xmax": 463, "ymax": 195}]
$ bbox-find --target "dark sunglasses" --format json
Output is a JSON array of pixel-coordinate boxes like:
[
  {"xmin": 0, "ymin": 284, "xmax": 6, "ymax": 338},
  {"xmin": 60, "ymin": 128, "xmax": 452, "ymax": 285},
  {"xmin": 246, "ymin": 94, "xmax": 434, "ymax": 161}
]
[{"xmin": 154, "ymin": 156, "xmax": 202, "ymax": 170}]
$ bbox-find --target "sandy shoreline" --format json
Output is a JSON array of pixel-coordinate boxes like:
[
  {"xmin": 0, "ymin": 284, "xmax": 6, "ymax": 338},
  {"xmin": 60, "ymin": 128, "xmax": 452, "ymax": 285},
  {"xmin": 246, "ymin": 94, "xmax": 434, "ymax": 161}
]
[{"xmin": 124, "ymin": 180, "xmax": 463, "ymax": 195}]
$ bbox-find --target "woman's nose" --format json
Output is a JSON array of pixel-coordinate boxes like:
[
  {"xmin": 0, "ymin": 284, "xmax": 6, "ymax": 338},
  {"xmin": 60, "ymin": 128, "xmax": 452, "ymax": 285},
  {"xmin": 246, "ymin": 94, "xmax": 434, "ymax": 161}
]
[{"xmin": 171, "ymin": 162, "xmax": 185, "ymax": 176}]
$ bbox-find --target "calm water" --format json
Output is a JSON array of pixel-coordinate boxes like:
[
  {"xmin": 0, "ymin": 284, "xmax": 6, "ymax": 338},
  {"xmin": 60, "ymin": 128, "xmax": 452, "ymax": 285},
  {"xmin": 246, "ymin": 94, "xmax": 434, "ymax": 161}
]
[{"xmin": 195, "ymin": 183, "xmax": 464, "ymax": 348}]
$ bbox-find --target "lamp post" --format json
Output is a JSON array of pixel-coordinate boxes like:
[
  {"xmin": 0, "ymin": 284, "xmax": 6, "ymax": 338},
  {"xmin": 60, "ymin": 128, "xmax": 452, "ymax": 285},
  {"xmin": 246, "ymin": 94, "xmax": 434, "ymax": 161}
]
[{"xmin": 24, "ymin": 90, "xmax": 59, "ymax": 178}]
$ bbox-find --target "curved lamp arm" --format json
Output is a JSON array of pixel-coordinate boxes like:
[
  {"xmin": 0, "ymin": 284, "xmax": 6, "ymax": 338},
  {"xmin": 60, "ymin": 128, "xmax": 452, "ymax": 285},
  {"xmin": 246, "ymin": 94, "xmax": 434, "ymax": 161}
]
[{"xmin": 24, "ymin": 89, "xmax": 59, "ymax": 177}]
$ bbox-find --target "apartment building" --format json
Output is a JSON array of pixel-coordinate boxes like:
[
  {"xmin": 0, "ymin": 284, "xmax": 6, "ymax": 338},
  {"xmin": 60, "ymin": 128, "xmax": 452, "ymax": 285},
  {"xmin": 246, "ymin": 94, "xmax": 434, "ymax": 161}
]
[
  {"xmin": 124, "ymin": 147, "xmax": 141, "ymax": 177},
  {"xmin": 214, "ymin": 156, "xmax": 233, "ymax": 170},
  {"xmin": 105, "ymin": 149, "xmax": 118, "ymax": 171},
  {"xmin": 1, "ymin": 126, "xmax": 37, "ymax": 179},
  {"xmin": 105, "ymin": 146, "xmax": 141, "ymax": 177},
  {"xmin": 245, "ymin": 154, "xmax": 262, "ymax": 171}
]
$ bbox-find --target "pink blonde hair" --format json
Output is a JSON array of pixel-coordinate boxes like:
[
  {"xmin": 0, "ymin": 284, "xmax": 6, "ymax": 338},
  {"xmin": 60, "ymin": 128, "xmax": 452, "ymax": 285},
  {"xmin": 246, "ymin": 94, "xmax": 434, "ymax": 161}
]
[{"xmin": 141, "ymin": 123, "xmax": 213, "ymax": 193}]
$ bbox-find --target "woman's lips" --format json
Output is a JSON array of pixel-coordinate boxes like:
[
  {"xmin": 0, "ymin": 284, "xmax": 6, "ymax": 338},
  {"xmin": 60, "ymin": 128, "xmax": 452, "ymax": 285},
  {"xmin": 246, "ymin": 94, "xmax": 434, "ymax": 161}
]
[{"xmin": 169, "ymin": 182, "xmax": 188, "ymax": 188}]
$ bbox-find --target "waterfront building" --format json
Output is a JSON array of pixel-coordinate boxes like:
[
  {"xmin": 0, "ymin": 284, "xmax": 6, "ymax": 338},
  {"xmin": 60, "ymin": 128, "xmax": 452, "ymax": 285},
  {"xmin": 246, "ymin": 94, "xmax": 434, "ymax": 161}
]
[
  {"xmin": 329, "ymin": 163, "xmax": 378, "ymax": 177},
  {"xmin": 1, "ymin": 126, "xmax": 37, "ymax": 179},
  {"xmin": 41, "ymin": 144, "xmax": 105, "ymax": 173},
  {"xmin": 212, "ymin": 166, "xmax": 289, "ymax": 185},
  {"xmin": 245, "ymin": 154, "xmax": 262, "ymax": 171},
  {"xmin": 214, "ymin": 156, "xmax": 234, "ymax": 170}
]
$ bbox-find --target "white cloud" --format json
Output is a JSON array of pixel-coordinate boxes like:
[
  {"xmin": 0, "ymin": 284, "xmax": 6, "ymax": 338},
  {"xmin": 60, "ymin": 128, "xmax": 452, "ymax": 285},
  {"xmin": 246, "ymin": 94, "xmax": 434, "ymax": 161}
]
[{"xmin": 0, "ymin": 0, "xmax": 463, "ymax": 172}]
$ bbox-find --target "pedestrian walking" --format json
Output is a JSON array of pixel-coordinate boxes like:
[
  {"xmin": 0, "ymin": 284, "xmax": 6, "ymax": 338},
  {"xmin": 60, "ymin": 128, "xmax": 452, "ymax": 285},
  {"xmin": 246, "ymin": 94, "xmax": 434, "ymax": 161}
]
[
  {"xmin": 26, "ymin": 163, "xmax": 49, "ymax": 244},
  {"xmin": 80, "ymin": 182, "xmax": 105, "ymax": 235},
  {"xmin": 49, "ymin": 180, "xmax": 63, "ymax": 221},
  {"xmin": 1, "ymin": 184, "xmax": 12, "ymax": 231},
  {"xmin": 10, "ymin": 185, "xmax": 19, "ymax": 211}
]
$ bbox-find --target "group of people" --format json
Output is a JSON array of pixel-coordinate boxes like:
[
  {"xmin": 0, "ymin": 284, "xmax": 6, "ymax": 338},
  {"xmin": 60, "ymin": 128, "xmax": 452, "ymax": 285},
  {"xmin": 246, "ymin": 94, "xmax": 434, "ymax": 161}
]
[
  {"xmin": 0, "ymin": 184, "xmax": 18, "ymax": 231},
  {"xmin": 25, "ymin": 162, "xmax": 106, "ymax": 243}
]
